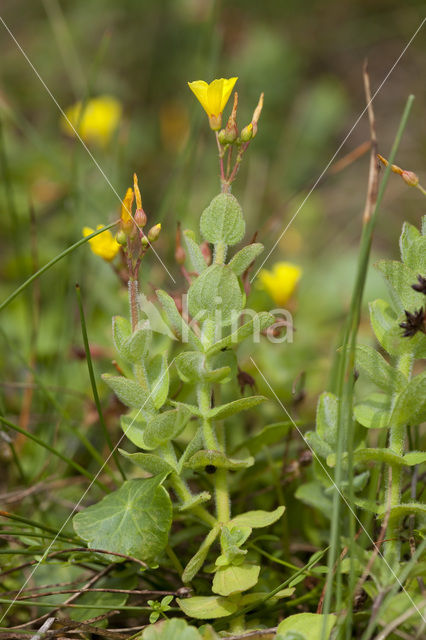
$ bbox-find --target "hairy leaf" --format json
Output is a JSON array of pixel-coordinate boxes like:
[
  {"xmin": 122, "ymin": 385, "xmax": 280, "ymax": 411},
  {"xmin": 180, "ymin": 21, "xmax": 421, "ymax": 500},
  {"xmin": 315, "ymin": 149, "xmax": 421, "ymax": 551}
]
[
  {"xmin": 207, "ymin": 312, "xmax": 275, "ymax": 354},
  {"xmin": 354, "ymin": 344, "xmax": 406, "ymax": 391},
  {"xmin": 183, "ymin": 230, "xmax": 208, "ymax": 274},
  {"xmin": 143, "ymin": 406, "xmax": 191, "ymax": 449},
  {"xmin": 229, "ymin": 505, "xmax": 285, "ymax": 528},
  {"xmin": 156, "ymin": 289, "xmax": 203, "ymax": 350},
  {"xmin": 185, "ymin": 449, "xmax": 254, "ymax": 471},
  {"xmin": 390, "ymin": 371, "xmax": 426, "ymax": 427},
  {"xmin": 102, "ymin": 374, "xmax": 154, "ymax": 412},
  {"xmin": 188, "ymin": 264, "xmax": 244, "ymax": 327},
  {"xmin": 182, "ymin": 526, "xmax": 220, "ymax": 583},
  {"xmin": 119, "ymin": 449, "xmax": 176, "ymax": 475},
  {"xmin": 227, "ymin": 243, "xmax": 264, "ymax": 276},
  {"xmin": 200, "ymin": 193, "xmax": 245, "ymax": 246},
  {"xmin": 375, "ymin": 260, "xmax": 421, "ymax": 312},
  {"xmin": 354, "ymin": 393, "xmax": 392, "ymax": 429},
  {"xmin": 315, "ymin": 392, "xmax": 338, "ymax": 446},
  {"xmin": 207, "ymin": 395, "xmax": 266, "ymax": 420}
]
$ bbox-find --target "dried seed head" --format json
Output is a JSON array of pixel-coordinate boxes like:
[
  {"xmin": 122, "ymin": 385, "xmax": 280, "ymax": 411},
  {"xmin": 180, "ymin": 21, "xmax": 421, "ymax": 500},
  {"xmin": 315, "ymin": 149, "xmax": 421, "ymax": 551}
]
[{"xmin": 399, "ymin": 307, "xmax": 425, "ymax": 338}]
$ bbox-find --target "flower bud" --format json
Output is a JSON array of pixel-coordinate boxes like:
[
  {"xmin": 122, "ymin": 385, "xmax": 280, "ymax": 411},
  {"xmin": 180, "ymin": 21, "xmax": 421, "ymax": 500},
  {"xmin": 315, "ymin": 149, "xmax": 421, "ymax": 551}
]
[
  {"xmin": 251, "ymin": 92, "xmax": 264, "ymax": 138},
  {"xmin": 175, "ymin": 222, "xmax": 186, "ymax": 265},
  {"xmin": 240, "ymin": 123, "xmax": 253, "ymax": 142},
  {"xmin": 141, "ymin": 235, "xmax": 149, "ymax": 248},
  {"xmin": 401, "ymin": 170, "xmax": 419, "ymax": 187},
  {"xmin": 115, "ymin": 230, "xmax": 127, "ymax": 245},
  {"xmin": 148, "ymin": 223, "xmax": 161, "ymax": 243},
  {"xmin": 175, "ymin": 245, "xmax": 186, "ymax": 265},
  {"xmin": 218, "ymin": 129, "xmax": 227, "ymax": 145},
  {"xmin": 224, "ymin": 92, "xmax": 238, "ymax": 143},
  {"xmin": 134, "ymin": 208, "xmax": 147, "ymax": 227}
]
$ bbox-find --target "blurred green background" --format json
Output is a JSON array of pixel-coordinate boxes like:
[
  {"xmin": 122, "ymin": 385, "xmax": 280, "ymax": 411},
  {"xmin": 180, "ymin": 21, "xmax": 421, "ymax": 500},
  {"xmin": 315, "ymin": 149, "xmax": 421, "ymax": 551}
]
[{"xmin": 1, "ymin": 0, "xmax": 425, "ymax": 464}]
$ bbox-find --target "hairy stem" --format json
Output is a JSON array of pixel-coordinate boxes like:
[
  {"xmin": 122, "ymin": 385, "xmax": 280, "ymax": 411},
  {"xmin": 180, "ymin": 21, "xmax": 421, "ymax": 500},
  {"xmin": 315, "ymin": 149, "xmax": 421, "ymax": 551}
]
[
  {"xmin": 128, "ymin": 276, "xmax": 139, "ymax": 331},
  {"xmin": 197, "ymin": 319, "xmax": 231, "ymax": 524}
]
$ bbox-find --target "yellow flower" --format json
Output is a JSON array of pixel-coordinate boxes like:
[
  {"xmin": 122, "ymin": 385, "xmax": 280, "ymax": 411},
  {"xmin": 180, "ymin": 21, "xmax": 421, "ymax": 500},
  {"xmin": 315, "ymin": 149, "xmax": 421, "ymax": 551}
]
[
  {"xmin": 258, "ymin": 262, "xmax": 302, "ymax": 307},
  {"xmin": 83, "ymin": 225, "xmax": 120, "ymax": 261},
  {"xmin": 188, "ymin": 77, "xmax": 238, "ymax": 130},
  {"xmin": 121, "ymin": 187, "xmax": 134, "ymax": 225},
  {"xmin": 62, "ymin": 95, "xmax": 122, "ymax": 147}
]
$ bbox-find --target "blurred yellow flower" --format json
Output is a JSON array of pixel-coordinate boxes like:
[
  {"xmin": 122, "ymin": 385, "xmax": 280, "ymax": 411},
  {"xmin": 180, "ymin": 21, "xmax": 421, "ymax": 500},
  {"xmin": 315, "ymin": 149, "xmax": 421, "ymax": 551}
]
[
  {"xmin": 188, "ymin": 77, "xmax": 237, "ymax": 130},
  {"xmin": 62, "ymin": 95, "xmax": 122, "ymax": 147},
  {"xmin": 83, "ymin": 225, "xmax": 120, "ymax": 261},
  {"xmin": 258, "ymin": 262, "xmax": 302, "ymax": 307}
]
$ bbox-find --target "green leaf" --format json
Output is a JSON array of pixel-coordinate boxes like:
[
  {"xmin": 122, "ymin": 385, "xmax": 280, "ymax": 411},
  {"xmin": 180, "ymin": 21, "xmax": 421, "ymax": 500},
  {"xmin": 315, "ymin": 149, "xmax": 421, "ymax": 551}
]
[
  {"xmin": 188, "ymin": 264, "xmax": 244, "ymax": 327},
  {"xmin": 403, "ymin": 451, "xmax": 426, "ymax": 465},
  {"xmin": 237, "ymin": 421, "xmax": 292, "ymax": 455},
  {"xmin": 185, "ymin": 449, "xmax": 254, "ymax": 471},
  {"xmin": 208, "ymin": 396, "xmax": 266, "ymax": 420},
  {"xmin": 73, "ymin": 477, "xmax": 172, "ymax": 564},
  {"xmin": 228, "ymin": 243, "xmax": 264, "ymax": 276},
  {"xmin": 147, "ymin": 353, "xmax": 170, "ymax": 410},
  {"xmin": 200, "ymin": 193, "xmax": 245, "ymax": 246},
  {"xmin": 182, "ymin": 526, "xmax": 220, "ymax": 583},
  {"xmin": 142, "ymin": 618, "xmax": 203, "ymax": 640},
  {"xmin": 112, "ymin": 315, "xmax": 151, "ymax": 363},
  {"xmin": 120, "ymin": 414, "xmax": 149, "ymax": 449},
  {"xmin": 229, "ymin": 506, "xmax": 285, "ymax": 528},
  {"xmin": 207, "ymin": 312, "xmax": 275, "ymax": 354},
  {"xmin": 178, "ymin": 431, "xmax": 203, "ymax": 473},
  {"xmin": 212, "ymin": 563, "xmax": 260, "ymax": 596},
  {"xmin": 328, "ymin": 448, "xmax": 416, "ymax": 468},
  {"xmin": 183, "ymin": 230, "xmax": 208, "ymax": 274},
  {"xmin": 295, "ymin": 483, "xmax": 332, "ymax": 519},
  {"xmin": 102, "ymin": 374, "xmax": 153, "ymax": 412},
  {"xmin": 304, "ymin": 431, "xmax": 333, "ymax": 459},
  {"xmin": 210, "ymin": 350, "xmax": 237, "ymax": 383},
  {"xmin": 375, "ymin": 260, "xmax": 421, "ymax": 312},
  {"xmin": 316, "ymin": 392, "xmax": 338, "ymax": 446},
  {"xmin": 354, "ymin": 345, "xmax": 406, "ymax": 391},
  {"xmin": 354, "ymin": 393, "xmax": 392, "ymax": 429},
  {"xmin": 143, "ymin": 406, "xmax": 191, "ymax": 449},
  {"xmin": 239, "ymin": 588, "xmax": 295, "ymax": 605},
  {"xmin": 119, "ymin": 449, "xmax": 175, "ymax": 475},
  {"xmin": 407, "ymin": 236, "xmax": 426, "ymax": 273},
  {"xmin": 390, "ymin": 371, "xmax": 426, "ymax": 427},
  {"xmin": 276, "ymin": 613, "xmax": 337, "ymax": 640},
  {"xmin": 178, "ymin": 491, "xmax": 211, "ymax": 512},
  {"xmin": 399, "ymin": 221, "xmax": 420, "ymax": 267},
  {"xmin": 378, "ymin": 502, "xmax": 426, "ymax": 520},
  {"xmin": 156, "ymin": 290, "xmax": 203, "ymax": 350},
  {"xmin": 177, "ymin": 595, "xmax": 237, "ymax": 619},
  {"xmin": 175, "ymin": 351, "xmax": 231, "ymax": 384}
]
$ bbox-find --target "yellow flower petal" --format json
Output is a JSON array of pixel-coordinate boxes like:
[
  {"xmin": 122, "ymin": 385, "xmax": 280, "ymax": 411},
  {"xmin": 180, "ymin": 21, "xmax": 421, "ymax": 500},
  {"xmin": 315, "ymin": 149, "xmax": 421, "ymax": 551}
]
[
  {"xmin": 83, "ymin": 224, "xmax": 120, "ymax": 261},
  {"xmin": 258, "ymin": 262, "xmax": 302, "ymax": 307},
  {"xmin": 187, "ymin": 81, "xmax": 210, "ymax": 114},
  {"xmin": 121, "ymin": 187, "xmax": 134, "ymax": 224},
  {"xmin": 188, "ymin": 77, "xmax": 238, "ymax": 118}
]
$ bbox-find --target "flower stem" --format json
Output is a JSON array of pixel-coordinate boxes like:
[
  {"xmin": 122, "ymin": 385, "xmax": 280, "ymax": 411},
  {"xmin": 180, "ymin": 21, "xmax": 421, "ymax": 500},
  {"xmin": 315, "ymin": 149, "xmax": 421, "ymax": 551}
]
[
  {"xmin": 128, "ymin": 276, "xmax": 139, "ymax": 331},
  {"xmin": 197, "ymin": 319, "xmax": 231, "ymax": 524}
]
